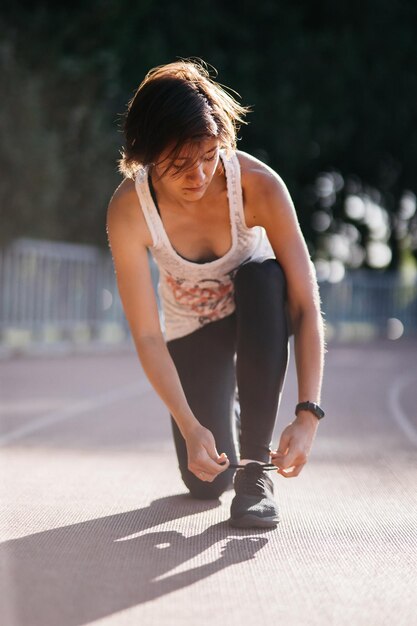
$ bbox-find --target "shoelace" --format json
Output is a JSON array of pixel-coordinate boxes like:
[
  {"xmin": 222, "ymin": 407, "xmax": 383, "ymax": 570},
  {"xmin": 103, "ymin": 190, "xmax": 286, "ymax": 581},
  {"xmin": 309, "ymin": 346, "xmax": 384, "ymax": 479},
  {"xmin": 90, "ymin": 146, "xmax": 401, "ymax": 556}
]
[
  {"xmin": 233, "ymin": 462, "xmax": 273, "ymax": 496},
  {"xmin": 219, "ymin": 462, "xmax": 277, "ymax": 471}
]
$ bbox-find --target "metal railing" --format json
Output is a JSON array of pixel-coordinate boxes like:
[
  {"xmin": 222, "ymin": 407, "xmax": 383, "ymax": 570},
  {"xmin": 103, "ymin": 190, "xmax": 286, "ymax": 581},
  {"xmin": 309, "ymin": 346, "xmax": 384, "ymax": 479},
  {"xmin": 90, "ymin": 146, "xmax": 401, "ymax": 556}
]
[
  {"xmin": 0, "ymin": 237, "xmax": 416, "ymax": 352},
  {"xmin": 319, "ymin": 270, "xmax": 417, "ymax": 339},
  {"xmin": 0, "ymin": 238, "xmax": 129, "ymax": 348}
]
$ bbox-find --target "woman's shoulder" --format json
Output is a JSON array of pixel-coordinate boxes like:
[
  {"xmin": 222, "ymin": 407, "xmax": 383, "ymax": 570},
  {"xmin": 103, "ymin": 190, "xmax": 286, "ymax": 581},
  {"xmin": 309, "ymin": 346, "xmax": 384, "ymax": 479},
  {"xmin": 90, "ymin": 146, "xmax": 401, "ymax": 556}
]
[
  {"xmin": 235, "ymin": 149, "xmax": 287, "ymax": 207},
  {"xmin": 109, "ymin": 176, "xmax": 135, "ymax": 200},
  {"xmin": 106, "ymin": 177, "xmax": 153, "ymax": 248}
]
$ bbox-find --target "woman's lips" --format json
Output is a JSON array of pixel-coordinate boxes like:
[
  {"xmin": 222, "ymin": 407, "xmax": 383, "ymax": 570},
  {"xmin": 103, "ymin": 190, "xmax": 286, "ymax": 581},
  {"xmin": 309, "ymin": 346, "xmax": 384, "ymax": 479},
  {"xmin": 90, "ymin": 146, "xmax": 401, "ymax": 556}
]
[{"xmin": 184, "ymin": 184, "xmax": 205, "ymax": 192}]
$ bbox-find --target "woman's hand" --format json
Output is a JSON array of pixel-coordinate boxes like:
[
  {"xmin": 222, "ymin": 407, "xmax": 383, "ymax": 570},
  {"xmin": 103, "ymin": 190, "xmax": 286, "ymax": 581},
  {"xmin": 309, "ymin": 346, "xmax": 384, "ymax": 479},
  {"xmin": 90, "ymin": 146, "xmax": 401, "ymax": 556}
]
[
  {"xmin": 269, "ymin": 412, "xmax": 319, "ymax": 478},
  {"xmin": 184, "ymin": 423, "xmax": 230, "ymax": 482}
]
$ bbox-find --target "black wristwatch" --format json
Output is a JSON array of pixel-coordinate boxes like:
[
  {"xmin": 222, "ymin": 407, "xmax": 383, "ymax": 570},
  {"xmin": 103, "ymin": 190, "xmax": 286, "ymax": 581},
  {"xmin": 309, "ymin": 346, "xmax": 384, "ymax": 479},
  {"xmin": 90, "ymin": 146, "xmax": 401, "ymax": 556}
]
[{"xmin": 295, "ymin": 401, "xmax": 325, "ymax": 420}]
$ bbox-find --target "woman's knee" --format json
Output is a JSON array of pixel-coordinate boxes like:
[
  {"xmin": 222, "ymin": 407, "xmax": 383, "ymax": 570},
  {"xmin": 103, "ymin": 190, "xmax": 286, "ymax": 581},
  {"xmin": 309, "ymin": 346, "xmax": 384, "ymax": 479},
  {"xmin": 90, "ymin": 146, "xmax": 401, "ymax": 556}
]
[
  {"xmin": 183, "ymin": 469, "xmax": 233, "ymax": 500},
  {"xmin": 235, "ymin": 259, "xmax": 286, "ymax": 294}
]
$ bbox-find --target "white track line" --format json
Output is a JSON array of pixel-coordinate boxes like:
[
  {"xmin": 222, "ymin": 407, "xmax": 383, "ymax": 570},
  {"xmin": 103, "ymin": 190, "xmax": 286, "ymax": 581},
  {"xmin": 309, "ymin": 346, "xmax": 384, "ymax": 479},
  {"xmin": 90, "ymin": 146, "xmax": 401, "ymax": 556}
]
[
  {"xmin": 388, "ymin": 374, "xmax": 417, "ymax": 447},
  {"xmin": 0, "ymin": 380, "xmax": 151, "ymax": 447}
]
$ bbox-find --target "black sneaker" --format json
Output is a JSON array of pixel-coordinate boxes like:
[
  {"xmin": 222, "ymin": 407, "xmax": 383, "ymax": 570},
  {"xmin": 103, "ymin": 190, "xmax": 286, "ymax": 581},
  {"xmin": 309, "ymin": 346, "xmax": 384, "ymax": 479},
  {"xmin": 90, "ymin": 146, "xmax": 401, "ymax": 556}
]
[{"xmin": 229, "ymin": 462, "xmax": 280, "ymax": 528}]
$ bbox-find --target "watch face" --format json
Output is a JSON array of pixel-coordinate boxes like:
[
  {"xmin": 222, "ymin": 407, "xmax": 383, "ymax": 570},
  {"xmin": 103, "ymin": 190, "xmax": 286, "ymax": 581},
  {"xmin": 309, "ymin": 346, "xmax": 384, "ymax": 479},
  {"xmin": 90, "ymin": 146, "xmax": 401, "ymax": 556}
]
[{"xmin": 310, "ymin": 403, "xmax": 324, "ymax": 418}]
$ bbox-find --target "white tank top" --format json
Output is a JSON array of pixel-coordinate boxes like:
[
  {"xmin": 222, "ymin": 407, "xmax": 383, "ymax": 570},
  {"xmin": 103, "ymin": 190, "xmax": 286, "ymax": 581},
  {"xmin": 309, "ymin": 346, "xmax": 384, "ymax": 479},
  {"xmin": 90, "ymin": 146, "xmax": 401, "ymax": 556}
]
[{"xmin": 134, "ymin": 149, "xmax": 275, "ymax": 341}]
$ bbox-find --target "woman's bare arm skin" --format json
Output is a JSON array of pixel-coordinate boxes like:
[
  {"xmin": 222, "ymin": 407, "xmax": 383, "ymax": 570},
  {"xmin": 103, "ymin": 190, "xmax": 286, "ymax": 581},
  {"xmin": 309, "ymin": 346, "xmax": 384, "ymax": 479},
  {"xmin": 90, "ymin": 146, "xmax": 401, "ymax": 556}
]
[
  {"xmin": 106, "ymin": 182, "xmax": 229, "ymax": 479},
  {"xmin": 238, "ymin": 151, "xmax": 325, "ymax": 477}
]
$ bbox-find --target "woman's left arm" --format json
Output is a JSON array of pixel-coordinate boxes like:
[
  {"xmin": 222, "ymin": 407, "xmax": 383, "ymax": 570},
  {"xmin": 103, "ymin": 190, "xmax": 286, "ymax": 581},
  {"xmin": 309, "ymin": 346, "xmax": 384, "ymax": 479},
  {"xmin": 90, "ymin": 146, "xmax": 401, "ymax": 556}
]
[{"xmin": 249, "ymin": 167, "xmax": 326, "ymax": 478}]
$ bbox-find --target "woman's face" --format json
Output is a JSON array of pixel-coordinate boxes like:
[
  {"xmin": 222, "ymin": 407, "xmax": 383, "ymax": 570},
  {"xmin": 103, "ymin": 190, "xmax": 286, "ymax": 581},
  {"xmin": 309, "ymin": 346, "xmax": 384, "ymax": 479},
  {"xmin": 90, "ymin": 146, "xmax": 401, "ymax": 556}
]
[{"xmin": 152, "ymin": 137, "xmax": 221, "ymax": 200}]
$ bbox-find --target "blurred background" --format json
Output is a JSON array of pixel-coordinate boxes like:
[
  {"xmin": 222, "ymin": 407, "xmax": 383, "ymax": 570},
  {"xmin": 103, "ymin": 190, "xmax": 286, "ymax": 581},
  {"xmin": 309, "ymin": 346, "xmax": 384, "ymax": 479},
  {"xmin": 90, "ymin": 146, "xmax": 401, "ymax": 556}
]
[{"xmin": 1, "ymin": 0, "xmax": 416, "ymax": 355}]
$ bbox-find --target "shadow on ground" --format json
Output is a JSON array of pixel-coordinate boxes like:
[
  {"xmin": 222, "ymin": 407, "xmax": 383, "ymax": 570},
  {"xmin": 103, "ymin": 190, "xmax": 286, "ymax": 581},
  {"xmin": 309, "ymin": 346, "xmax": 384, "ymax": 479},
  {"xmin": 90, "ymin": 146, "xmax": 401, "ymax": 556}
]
[{"xmin": 2, "ymin": 494, "xmax": 271, "ymax": 626}]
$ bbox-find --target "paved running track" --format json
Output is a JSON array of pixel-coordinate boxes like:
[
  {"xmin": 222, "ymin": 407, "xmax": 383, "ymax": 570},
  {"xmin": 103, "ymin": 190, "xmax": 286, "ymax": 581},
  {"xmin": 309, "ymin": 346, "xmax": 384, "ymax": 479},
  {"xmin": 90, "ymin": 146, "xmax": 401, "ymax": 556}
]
[{"xmin": 0, "ymin": 338, "xmax": 416, "ymax": 626}]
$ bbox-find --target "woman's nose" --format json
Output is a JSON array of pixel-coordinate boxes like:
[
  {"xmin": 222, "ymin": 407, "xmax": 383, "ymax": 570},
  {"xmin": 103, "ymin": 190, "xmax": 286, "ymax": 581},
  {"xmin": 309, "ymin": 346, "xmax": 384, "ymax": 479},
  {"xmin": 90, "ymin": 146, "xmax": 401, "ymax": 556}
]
[{"xmin": 187, "ymin": 162, "xmax": 205, "ymax": 184}]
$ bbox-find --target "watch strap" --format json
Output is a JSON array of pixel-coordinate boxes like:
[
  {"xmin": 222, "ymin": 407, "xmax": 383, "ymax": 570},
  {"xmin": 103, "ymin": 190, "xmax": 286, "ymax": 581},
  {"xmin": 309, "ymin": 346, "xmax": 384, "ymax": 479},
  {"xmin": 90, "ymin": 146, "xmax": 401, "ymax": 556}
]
[{"xmin": 295, "ymin": 401, "xmax": 325, "ymax": 420}]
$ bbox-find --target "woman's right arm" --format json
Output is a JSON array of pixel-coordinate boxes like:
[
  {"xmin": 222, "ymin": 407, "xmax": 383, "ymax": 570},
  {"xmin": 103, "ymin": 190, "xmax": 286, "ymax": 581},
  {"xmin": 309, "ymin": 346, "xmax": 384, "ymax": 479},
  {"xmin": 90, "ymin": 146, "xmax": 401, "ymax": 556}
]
[{"xmin": 106, "ymin": 183, "xmax": 230, "ymax": 479}]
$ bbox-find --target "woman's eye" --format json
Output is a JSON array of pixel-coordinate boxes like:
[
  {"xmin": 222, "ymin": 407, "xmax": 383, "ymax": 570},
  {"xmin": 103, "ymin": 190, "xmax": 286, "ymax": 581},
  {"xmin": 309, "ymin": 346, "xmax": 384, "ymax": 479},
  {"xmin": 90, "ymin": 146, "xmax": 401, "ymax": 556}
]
[{"xmin": 170, "ymin": 152, "xmax": 216, "ymax": 173}]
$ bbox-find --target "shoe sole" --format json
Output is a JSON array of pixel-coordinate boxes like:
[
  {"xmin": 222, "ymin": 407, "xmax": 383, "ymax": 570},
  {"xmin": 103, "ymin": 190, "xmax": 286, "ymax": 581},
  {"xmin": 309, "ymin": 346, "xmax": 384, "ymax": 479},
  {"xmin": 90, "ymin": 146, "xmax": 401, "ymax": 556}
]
[{"xmin": 229, "ymin": 514, "xmax": 280, "ymax": 529}]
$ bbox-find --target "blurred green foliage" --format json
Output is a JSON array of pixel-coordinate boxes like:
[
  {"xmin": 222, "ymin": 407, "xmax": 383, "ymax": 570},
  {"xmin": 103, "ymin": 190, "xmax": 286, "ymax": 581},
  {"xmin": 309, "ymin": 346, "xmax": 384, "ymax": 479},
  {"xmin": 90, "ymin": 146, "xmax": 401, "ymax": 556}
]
[{"xmin": 1, "ymin": 0, "xmax": 416, "ymax": 272}]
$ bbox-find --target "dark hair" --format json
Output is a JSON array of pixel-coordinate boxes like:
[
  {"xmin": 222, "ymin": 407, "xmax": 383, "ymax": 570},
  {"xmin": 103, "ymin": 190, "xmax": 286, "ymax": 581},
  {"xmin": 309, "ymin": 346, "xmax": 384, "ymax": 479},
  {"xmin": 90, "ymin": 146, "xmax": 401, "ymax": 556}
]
[{"xmin": 117, "ymin": 58, "xmax": 252, "ymax": 179}]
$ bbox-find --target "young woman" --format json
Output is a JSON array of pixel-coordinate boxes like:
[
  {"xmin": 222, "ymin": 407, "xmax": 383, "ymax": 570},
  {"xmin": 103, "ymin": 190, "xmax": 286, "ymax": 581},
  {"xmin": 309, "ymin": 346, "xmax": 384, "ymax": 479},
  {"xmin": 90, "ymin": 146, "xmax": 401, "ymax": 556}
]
[{"xmin": 106, "ymin": 59, "xmax": 326, "ymax": 528}]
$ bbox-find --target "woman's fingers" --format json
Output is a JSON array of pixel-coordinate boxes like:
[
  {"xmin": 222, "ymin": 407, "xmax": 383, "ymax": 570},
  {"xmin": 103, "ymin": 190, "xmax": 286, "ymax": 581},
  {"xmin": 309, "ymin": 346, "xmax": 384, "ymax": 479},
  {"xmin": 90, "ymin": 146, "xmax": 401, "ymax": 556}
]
[
  {"xmin": 277, "ymin": 463, "xmax": 305, "ymax": 478},
  {"xmin": 196, "ymin": 468, "xmax": 218, "ymax": 482},
  {"xmin": 195, "ymin": 452, "xmax": 230, "ymax": 481},
  {"xmin": 186, "ymin": 424, "xmax": 230, "ymax": 481},
  {"xmin": 216, "ymin": 452, "xmax": 230, "ymax": 468}
]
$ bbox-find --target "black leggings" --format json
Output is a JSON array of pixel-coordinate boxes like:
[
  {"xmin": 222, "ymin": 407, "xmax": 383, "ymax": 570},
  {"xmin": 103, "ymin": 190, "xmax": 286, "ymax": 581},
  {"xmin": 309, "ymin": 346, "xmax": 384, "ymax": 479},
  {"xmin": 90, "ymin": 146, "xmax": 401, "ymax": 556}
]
[{"xmin": 166, "ymin": 259, "xmax": 290, "ymax": 499}]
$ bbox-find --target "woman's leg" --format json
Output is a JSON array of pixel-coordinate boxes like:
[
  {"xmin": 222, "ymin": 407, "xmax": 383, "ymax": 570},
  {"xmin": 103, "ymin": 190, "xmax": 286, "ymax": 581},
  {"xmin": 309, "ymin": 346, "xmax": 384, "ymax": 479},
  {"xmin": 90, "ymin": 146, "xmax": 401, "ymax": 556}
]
[
  {"xmin": 166, "ymin": 313, "xmax": 239, "ymax": 500},
  {"xmin": 233, "ymin": 258, "xmax": 290, "ymax": 463}
]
